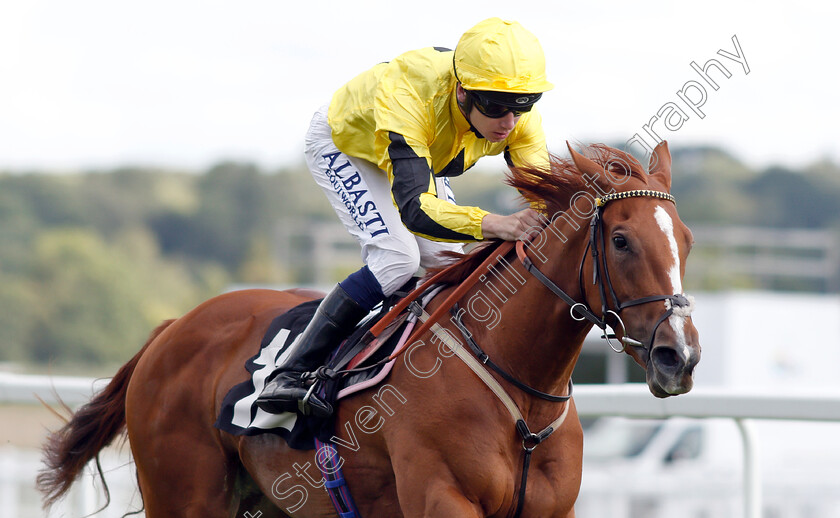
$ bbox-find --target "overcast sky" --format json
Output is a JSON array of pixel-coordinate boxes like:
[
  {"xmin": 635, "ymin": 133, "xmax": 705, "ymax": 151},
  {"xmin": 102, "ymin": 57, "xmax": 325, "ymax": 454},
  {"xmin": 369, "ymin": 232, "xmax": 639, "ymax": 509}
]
[{"xmin": 1, "ymin": 0, "xmax": 837, "ymax": 172}]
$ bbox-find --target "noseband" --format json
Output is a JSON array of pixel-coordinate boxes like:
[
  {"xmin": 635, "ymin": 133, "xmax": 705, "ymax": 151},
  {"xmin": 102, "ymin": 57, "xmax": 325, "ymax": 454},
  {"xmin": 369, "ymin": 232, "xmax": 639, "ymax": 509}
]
[{"xmin": 516, "ymin": 189, "xmax": 694, "ymax": 352}]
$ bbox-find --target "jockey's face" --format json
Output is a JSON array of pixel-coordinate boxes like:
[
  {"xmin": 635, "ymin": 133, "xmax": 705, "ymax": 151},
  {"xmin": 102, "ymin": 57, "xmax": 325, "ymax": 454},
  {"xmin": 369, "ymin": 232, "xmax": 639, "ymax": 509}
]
[
  {"xmin": 469, "ymin": 107, "xmax": 519, "ymax": 142},
  {"xmin": 456, "ymin": 85, "xmax": 521, "ymax": 143}
]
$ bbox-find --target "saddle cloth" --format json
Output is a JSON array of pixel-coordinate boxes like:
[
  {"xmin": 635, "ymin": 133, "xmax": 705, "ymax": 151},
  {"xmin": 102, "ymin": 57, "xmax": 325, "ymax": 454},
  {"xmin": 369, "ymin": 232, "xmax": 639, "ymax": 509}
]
[{"xmin": 214, "ymin": 293, "xmax": 419, "ymax": 450}]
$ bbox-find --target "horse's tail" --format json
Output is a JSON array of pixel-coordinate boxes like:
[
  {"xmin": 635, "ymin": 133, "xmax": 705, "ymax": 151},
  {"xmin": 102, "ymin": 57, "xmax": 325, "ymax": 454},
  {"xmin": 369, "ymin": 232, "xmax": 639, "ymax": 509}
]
[{"xmin": 36, "ymin": 319, "xmax": 175, "ymax": 508}]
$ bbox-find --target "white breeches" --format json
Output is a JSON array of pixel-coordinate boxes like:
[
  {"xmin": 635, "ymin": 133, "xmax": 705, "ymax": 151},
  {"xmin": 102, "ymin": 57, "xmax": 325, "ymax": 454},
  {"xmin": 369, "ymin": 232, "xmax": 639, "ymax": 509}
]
[{"xmin": 304, "ymin": 105, "xmax": 464, "ymax": 296}]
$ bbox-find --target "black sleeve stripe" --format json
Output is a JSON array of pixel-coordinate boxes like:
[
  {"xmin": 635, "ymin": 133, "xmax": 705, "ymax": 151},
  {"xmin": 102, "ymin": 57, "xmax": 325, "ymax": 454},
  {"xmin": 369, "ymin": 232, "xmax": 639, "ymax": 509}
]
[
  {"xmin": 388, "ymin": 132, "xmax": 477, "ymax": 242},
  {"xmin": 504, "ymin": 147, "xmax": 515, "ymax": 168},
  {"xmin": 438, "ymin": 148, "xmax": 466, "ymax": 177},
  {"xmin": 386, "ymin": 132, "xmax": 422, "ymax": 161}
]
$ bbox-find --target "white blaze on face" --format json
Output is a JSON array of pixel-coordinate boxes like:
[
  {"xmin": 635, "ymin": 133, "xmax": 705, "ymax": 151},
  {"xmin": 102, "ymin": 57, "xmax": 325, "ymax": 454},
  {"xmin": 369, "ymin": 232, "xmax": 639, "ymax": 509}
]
[{"xmin": 653, "ymin": 206, "xmax": 688, "ymax": 353}]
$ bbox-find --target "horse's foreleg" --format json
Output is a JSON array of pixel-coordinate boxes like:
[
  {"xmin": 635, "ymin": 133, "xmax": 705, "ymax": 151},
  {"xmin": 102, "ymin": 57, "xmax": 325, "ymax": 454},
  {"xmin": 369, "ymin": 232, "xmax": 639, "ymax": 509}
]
[
  {"xmin": 392, "ymin": 465, "xmax": 485, "ymax": 518},
  {"xmin": 421, "ymin": 486, "xmax": 485, "ymax": 517},
  {"xmin": 402, "ymin": 485, "xmax": 484, "ymax": 517}
]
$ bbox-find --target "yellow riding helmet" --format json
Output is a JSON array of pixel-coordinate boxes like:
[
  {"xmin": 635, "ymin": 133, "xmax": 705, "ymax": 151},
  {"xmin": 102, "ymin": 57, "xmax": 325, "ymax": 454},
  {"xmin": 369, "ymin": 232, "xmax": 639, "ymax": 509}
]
[{"xmin": 453, "ymin": 18, "xmax": 554, "ymax": 94}]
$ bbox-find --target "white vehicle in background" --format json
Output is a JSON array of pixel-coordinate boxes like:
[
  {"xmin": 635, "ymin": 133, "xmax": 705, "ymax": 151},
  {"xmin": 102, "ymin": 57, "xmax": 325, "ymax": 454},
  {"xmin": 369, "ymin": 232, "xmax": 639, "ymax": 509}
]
[
  {"xmin": 572, "ymin": 291, "xmax": 840, "ymax": 517},
  {"xmin": 576, "ymin": 416, "xmax": 840, "ymax": 518}
]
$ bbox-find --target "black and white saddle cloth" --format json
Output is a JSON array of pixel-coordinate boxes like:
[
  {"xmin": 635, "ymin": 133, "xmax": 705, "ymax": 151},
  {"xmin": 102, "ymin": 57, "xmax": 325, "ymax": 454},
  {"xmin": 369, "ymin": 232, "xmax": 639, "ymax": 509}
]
[{"xmin": 214, "ymin": 296, "xmax": 414, "ymax": 450}]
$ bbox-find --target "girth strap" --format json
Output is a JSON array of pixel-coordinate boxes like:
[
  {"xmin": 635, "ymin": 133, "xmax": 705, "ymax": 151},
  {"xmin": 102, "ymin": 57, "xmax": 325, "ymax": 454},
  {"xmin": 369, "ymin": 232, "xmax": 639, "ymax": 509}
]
[{"xmin": 416, "ymin": 307, "xmax": 571, "ymax": 518}]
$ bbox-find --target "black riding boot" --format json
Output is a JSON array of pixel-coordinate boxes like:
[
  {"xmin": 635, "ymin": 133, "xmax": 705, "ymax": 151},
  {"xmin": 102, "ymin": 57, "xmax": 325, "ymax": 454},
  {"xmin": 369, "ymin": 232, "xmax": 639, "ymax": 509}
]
[{"xmin": 255, "ymin": 284, "xmax": 368, "ymax": 417}]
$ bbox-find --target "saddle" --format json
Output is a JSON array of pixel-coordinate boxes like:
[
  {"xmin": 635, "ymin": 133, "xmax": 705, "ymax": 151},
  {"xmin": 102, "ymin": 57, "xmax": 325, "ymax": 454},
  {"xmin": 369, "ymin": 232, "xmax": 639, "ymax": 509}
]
[
  {"xmin": 319, "ymin": 281, "xmax": 424, "ymax": 402},
  {"xmin": 214, "ymin": 279, "xmax": 435, "ymax": 449}
]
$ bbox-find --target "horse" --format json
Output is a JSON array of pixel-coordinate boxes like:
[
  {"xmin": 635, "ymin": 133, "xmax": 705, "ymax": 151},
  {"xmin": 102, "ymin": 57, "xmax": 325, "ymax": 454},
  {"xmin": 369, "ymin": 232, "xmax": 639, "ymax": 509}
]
[{"xmin": 38, "ymin": 141, "xmax": 700, "ymax": 518}]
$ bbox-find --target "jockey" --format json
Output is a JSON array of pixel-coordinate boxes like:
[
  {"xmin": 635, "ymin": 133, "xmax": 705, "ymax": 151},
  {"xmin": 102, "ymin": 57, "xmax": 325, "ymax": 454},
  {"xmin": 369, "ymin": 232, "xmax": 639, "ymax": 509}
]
[{"xmin": 256, "ymin": 18, "xmax": 553, "ymax": 417}]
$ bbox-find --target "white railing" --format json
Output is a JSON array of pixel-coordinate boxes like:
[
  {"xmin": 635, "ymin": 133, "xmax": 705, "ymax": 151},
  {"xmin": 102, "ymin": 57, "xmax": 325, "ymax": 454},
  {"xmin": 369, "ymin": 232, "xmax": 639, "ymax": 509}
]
[
  {"xmin": 4, "ymin": 374, "xmax": 840, "ymax": 518},
  {"xmin": 572, "ymin": 383, "xmax": 840, "ymax": 422},
  {"xmin": 0, "ymin": 372, "xmax": 109, "ymax": 406},
  {"xmin": 0, "ymin": 372, "xmax": 138, "ymax": 517}
]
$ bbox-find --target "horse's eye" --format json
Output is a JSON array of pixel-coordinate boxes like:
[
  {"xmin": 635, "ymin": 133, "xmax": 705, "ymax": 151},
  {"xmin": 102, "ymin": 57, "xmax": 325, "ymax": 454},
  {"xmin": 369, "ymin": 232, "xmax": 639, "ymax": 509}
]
[{"xmin": 613, "ymin": 235, "xmax": 628, "ymax": 250}]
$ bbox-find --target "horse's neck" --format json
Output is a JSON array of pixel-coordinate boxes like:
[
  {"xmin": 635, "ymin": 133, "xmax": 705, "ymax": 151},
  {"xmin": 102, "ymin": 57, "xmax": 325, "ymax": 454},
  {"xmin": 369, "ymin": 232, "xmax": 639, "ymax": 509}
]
[{"xmin": 459, "ymin": 226, "xmax": 591, "ymax": 411}]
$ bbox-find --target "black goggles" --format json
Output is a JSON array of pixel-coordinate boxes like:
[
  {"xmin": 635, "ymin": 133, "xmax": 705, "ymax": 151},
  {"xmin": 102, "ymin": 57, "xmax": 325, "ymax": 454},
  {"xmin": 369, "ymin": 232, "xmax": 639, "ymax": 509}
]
[{"xmin": 467, "ymin": 90, "xmax": 542, "ymax": 118}]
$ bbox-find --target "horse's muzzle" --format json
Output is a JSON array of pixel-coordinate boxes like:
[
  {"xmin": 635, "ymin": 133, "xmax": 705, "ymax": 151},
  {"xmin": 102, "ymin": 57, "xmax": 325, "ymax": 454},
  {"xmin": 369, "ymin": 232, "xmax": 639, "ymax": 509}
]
[{"xmin": 647, "ymin": 339, "xmax": 700, "ymax": 398}]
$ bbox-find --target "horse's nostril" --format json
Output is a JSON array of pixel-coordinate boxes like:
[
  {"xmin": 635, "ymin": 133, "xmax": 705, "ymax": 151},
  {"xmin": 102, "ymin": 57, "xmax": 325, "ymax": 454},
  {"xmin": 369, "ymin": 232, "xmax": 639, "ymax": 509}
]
[{"xmin": 652, "ymin": 346, "xmax": 681, "ymax": 371}]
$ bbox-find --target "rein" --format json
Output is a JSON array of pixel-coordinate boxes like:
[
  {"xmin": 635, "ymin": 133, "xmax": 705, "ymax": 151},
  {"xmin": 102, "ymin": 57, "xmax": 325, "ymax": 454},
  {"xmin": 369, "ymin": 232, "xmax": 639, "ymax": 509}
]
[{"xmin": 368, "ymin": 241, "xmax": 516, "ymax": 348}]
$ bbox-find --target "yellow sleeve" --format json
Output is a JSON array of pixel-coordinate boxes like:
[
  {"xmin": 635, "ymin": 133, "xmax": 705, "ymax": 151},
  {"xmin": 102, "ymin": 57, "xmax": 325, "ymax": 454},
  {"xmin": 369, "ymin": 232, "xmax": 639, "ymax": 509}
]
[{"xmin": 372, "ymin": 56, "xmax": 489, "ymax": 242}]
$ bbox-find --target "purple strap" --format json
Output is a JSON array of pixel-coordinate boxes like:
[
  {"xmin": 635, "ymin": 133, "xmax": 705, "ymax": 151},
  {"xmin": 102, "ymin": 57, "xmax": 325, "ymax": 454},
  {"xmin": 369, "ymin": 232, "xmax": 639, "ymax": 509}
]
[{"xmin": 314, "ymin": 438, "xmax": 361, "ymax": 518}]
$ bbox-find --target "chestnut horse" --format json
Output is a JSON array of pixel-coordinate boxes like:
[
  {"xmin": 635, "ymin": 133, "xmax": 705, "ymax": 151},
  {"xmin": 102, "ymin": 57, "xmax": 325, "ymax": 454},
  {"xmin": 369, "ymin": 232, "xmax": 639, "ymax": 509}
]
[{"xmin": 38, "ymin": 141, "xmax": 699, "ymax": 517}]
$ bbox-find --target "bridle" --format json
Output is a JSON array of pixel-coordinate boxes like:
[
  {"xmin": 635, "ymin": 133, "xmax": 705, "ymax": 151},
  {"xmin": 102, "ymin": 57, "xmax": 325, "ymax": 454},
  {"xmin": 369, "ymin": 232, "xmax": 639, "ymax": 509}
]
[{"xmin": 516, "ymin": 189, "xmax": 694, "ymax": 353}]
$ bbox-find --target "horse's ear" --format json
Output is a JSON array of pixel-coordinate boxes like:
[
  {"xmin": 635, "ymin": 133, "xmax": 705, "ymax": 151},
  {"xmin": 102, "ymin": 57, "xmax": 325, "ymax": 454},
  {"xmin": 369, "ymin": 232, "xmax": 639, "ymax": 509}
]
[
  {"xmin": 648, "ymin": 140, "xmax": 672, "ymax": 191},
  {"xmin": 566, "ymin": 141, "xmax": 603, "ymax": 176}
]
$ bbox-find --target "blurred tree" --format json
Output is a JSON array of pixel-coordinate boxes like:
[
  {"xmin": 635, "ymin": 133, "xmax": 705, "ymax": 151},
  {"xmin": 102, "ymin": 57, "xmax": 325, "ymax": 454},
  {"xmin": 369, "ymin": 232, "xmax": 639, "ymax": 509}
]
[
  {"xmin": 2, "ymin": 175, "xmax": 89, "ymax": 228},
  {"xmin": 21, "ymin": 228, "xmax": 226, "ymax": 365},
  {"xmin": 0, "ymin": 272, "xmax": 37, "ymax": 363},
  {"xmin": 805, "ymin": 158, "xmax": 840, "ymax": 189},
  {"xmin": 150, "ymin": 162, "xmax": 269, "ymax": 271},
  {"xmin": 670, "ymin": 145, "xmax": 753, "ymax": 179},
  {"xmin": 744, "ymin": 167, "xmax": 838, "ymax": 228},
  {"xmin": 669, "ymin": 146, "xmax": 758, "ymax": 226}
]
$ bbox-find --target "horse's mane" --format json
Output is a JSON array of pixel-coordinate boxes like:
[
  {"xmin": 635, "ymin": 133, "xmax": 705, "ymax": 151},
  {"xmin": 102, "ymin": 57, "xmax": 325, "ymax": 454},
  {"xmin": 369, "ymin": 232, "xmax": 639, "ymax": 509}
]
[{"xmin": 429, "ymin": 144, "xmax": 650, "ymax": 285}]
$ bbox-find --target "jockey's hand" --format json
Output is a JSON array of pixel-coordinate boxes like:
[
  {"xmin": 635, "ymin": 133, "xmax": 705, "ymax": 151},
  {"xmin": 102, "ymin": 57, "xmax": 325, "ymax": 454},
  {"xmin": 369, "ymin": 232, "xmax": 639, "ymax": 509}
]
[{"xmin": 481, "ymin": 208, "xmax": 544, "ymax": 241}]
